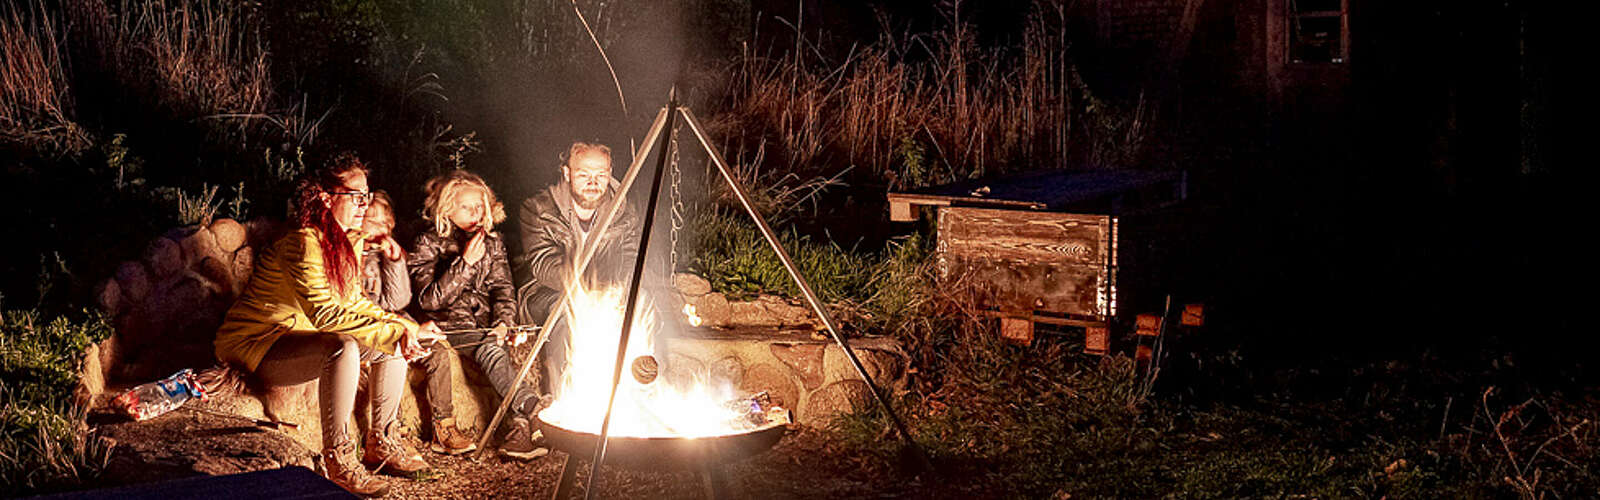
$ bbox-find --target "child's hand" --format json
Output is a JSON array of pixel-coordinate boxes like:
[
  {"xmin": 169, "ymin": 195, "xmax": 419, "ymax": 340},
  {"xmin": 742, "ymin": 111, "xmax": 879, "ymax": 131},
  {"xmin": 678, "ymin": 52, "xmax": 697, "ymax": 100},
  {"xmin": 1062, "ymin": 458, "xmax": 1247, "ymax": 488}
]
[{"xmin": 379, "ymin": 235, "xmax": 405, "ymax": 261}]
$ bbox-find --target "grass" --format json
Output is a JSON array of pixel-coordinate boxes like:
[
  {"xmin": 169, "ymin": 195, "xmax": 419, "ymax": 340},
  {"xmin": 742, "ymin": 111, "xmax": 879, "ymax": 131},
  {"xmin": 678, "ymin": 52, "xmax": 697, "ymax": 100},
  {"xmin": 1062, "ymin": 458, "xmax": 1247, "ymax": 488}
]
[
  {"xmin": 699, "ymin": 0, "xmax": 1151, "ymax": 193},
  {"xmin": 0, "ymin": 1, "xmax": 90, "ymax": 155},
  {"xmin": 824, "ymin": 322, "xmax": 1600, "ymax": 497},
  {"xmin": 0, "ymin": 307, "xmax": 115, "ymax": 496}
]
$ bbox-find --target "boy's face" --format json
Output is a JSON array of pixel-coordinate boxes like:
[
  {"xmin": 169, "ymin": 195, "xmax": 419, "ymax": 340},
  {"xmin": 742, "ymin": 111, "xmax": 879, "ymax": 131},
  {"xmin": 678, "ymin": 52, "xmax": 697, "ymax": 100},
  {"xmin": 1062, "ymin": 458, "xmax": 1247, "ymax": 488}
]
[{"xmin": 362, "ymin": 204, "xmax": 392, "ymax": 239}]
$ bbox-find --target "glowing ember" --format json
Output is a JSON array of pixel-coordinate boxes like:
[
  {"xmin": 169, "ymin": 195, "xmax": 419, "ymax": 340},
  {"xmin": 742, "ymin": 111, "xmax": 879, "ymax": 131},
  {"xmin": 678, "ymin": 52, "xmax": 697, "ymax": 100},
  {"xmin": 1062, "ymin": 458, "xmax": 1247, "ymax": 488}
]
[
  {"xmin": 540, "ymin": 288, "xmax": 759, "ymax": 438},
  {"xmin": 683, "ymin": 303, "xmax": 702, "ymax": 327}
]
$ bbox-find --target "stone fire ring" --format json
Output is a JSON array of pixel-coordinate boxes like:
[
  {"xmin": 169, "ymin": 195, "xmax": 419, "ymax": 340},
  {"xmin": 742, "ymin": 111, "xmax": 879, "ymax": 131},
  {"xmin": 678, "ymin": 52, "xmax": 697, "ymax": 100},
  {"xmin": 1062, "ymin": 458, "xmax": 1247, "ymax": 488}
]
[{"xmin": 535, "ymin": 413, "xmax": 788, "ymax": 471}]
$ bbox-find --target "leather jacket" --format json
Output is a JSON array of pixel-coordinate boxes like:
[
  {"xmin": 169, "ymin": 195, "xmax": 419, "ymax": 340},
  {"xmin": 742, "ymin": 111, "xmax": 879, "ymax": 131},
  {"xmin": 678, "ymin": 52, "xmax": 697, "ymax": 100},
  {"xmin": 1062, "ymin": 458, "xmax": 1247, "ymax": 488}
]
[
  {"xmin": 407, "ymin": 228, "xmax": 517, "ymax": 330},
  {"xmin": 515, "ymin": 180, "xmax": 640, "ymax": 312}
]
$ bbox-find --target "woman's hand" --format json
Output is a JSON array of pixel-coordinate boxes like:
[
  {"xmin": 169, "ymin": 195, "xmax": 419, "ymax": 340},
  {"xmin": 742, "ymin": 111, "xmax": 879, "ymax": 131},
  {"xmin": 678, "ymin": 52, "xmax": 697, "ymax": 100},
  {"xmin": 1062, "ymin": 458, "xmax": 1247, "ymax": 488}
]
[
  {"xmin": 402, "ymin": 320, "xmax": 444, "ymax": 360},
  {"xmin": 463, "ymin": 231, "xmax": 487, "ymax": 266}
]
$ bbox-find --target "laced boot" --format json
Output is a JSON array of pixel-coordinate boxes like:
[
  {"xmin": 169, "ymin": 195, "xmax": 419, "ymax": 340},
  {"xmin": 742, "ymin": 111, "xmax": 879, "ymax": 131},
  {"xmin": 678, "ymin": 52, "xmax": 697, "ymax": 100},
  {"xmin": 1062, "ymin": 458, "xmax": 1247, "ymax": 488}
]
[
  {"xmin": 362, "ymin": 421, "xmax": 430, "ymax": 474},
  {"xmin": 499, "ymin": 417, "xmax": 548, "ymax": 460},
  {"xmin": 430, "ymin": 417, "xmax": 477, "ymax": 455},
  {"xmin": 322, "ymin": 435, "xmax": 390, "ymax": 497}
]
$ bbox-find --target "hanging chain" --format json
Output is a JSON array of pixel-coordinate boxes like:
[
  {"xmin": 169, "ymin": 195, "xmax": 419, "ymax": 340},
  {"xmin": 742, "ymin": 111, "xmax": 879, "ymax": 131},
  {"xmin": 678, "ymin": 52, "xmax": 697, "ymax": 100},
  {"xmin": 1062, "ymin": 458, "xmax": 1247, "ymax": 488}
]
[{"xmin": 668, "ymin": 119, "xmax": 685, "ymax": 276}]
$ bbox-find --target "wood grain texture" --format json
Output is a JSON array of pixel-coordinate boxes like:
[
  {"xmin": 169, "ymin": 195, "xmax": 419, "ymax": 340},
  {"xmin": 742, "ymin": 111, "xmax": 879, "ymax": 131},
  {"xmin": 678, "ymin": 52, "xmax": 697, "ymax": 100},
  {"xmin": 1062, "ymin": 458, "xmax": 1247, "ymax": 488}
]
[{"xmin": 936, "ymin": 206, "xmax": 1115, "ymax": 319}]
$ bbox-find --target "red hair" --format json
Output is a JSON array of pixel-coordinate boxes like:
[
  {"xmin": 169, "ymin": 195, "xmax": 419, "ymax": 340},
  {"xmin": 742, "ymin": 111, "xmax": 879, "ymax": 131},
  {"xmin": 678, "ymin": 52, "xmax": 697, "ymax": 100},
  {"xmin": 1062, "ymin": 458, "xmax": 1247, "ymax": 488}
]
[{"xmin": 293, "ymin": 152, "xmax": 369, "ymax": 298}]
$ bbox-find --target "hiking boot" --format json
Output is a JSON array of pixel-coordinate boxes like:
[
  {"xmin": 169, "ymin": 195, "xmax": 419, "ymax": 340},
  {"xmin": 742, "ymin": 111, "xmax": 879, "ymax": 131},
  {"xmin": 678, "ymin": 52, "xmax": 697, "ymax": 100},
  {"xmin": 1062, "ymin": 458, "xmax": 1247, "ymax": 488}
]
[
  {"xmin": 363, "ymin": 422, "xmax": 430, "ymax": 475},
  {"xmin": 323, "ymin": 436, "xmax": 390, "ymax": 497},
  {"xmin": 499, "ymin": 417, "xmax": 548, "ymax": 460},
  {"xmin": 430, "ymin": 417, "xmax": 477, "ymax": 455}
]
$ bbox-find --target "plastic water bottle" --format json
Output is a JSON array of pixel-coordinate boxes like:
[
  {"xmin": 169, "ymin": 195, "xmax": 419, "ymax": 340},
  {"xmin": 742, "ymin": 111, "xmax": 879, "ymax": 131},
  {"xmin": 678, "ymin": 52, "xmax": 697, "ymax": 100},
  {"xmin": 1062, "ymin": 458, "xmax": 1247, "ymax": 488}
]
[{"xmin": 113, "ymin": 368, "xmax": 208, "ymax": 421}]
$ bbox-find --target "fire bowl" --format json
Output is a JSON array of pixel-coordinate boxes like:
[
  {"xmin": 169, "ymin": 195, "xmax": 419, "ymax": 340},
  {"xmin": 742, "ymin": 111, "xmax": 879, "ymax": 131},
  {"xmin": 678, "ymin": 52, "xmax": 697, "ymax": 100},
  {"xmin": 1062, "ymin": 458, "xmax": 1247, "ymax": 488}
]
[{"xmin": 535, "ymin": 414, "xmax": 788, "ymax": 471}]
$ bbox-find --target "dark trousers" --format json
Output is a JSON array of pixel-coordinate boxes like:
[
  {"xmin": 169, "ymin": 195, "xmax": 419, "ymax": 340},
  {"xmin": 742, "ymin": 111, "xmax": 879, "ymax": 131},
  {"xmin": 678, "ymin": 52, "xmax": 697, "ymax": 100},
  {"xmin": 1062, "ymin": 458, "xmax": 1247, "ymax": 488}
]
[
  {"xmin": 411, "ymin": 348, "xmax": 453, "ymax": 421},
  {"xmin": 518, "ymin": 286, "xmax": 568, "ymax": 396}
]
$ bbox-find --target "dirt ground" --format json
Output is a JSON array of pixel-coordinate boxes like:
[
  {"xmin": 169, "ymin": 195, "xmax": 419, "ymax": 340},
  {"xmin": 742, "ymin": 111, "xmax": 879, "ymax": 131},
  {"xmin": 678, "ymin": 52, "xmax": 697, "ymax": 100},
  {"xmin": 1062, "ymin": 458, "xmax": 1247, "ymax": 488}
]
[{"xmin": 93, "ymin": 410, "xmax": 935, "ymax": 499}]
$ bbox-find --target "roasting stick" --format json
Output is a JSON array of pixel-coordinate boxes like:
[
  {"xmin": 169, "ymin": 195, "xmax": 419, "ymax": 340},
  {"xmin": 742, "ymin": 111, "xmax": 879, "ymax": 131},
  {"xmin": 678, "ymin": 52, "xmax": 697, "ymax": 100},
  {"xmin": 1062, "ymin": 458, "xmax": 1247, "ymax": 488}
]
[
  {"xmin": 473, "ymin": 105, "xmax": 671, "ymax": 458},
  {"xmin": 179, "ymin": 404, "xmax": 299, "ymax": 430}
]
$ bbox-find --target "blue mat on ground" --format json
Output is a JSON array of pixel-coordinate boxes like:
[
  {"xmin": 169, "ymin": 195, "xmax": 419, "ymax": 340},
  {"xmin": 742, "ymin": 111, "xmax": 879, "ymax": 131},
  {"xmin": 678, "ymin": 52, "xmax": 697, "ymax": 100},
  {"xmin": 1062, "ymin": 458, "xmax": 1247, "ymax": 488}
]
[{"xmin": 31, "ymin": 466, "xmax": 353, "ymax": 500}]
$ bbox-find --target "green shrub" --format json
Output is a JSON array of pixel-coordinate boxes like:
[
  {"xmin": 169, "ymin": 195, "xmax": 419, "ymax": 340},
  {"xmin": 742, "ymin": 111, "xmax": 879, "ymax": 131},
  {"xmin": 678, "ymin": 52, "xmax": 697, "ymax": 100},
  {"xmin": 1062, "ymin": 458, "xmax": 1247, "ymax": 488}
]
[
  {"xmin": 688, "ymin": 208, "xmax": 873, "ymax": 304},
  {"xmin": 0, "ymin": 308, "xmax": 114, "ymax": 495}
]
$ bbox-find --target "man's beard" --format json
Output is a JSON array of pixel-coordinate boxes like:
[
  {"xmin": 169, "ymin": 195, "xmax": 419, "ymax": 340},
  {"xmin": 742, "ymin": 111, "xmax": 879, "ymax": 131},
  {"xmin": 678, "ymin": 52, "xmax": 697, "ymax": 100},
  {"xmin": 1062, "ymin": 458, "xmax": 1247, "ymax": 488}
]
[{"xmin": 571, "ymin": 185, "xmax": 604, "ymax": 211}]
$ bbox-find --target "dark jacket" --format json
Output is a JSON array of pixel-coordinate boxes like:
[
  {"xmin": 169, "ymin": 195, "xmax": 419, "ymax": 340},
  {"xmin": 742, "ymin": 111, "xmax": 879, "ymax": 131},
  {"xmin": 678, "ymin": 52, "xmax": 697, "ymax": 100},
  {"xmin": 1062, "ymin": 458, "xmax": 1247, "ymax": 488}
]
[
  {"xmin": 408, "ymin": 229, "xmax": 517, "ymax": 330},
  {"xmin": 515, "ymin": 180, "xmax": 640, "ymax": 304}
]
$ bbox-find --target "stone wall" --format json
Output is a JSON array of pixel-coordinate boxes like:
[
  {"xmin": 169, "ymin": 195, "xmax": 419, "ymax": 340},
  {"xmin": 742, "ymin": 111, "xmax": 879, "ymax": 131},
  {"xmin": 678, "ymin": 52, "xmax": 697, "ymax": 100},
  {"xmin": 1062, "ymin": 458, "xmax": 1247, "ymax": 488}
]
[
  {"xmin": 661, "ymin": 330, "xmax": 908, "ymax": 426},
  {"xmin": 92, "ymin": 218, "xmax": 281, "ymax": 384},
  {"xmin": 88, "ymin": 219, "xmax": 502, "ymax": 453},
  {"xmin": 86, "ymin": 226, "xmax": 911, "ymax": 451}
]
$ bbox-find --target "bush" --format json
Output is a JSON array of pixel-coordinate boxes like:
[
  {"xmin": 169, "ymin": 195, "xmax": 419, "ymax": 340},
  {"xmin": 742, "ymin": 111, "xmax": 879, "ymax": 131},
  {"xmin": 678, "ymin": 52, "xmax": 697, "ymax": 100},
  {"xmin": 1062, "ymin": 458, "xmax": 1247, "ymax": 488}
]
[{"xmin": 0, "ymin": 308, "xmax": 114, "ymax": 495}]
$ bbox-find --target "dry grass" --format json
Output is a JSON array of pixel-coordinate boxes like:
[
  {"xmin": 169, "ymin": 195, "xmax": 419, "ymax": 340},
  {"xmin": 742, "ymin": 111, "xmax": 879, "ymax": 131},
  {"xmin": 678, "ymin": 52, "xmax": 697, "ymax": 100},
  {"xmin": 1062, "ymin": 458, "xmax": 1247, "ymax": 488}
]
[
  {"xmin": 704, "ymin": 1, "xmax": 1151, "ymax": 193},
  {"xmin": 64, "ymin": 0, "xmax": 273, "ymax": 135},
  {"xmin": 0, "ymin": 3, "xmax": 90, "ymax": 155}
]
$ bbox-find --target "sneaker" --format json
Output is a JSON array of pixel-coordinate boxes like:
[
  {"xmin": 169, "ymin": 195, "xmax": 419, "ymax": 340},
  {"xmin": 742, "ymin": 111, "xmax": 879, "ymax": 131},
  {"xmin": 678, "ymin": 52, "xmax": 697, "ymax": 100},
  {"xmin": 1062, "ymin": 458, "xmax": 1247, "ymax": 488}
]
[
  {"xmin": 323, "ymin": 435, "xmax": 390, "ymax": 497},
  {"xmin": 499, "ymin": 417, "xmax": 549, "ymax": 460},
  {"xmin": 363, "ymin": 422, "xmax": 430, "ymax": 475},
  {"xmin": 430, "ymin": 417, "xmax": 477, "ymax": 455}
]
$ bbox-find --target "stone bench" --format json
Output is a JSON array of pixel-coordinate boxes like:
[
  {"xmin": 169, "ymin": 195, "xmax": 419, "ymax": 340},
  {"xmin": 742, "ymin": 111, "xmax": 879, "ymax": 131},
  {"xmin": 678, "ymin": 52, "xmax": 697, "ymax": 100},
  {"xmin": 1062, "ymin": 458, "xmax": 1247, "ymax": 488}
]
[{"xmin": 83, "ymin": 220, "xmax": 909, "ymax": 454}]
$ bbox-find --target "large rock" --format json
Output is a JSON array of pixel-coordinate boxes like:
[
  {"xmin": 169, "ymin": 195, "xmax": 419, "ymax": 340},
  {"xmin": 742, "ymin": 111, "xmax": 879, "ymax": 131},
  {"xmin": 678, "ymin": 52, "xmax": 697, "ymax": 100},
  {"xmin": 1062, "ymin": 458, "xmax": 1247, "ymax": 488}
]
[
  {"xmin": 180, "ymin": 227, "xmax": 224, "ymax": 267},
  {"xmin": 95, "ymin": 279, "xmax": 122, "ymax": 317},
  {"xmin": 710, "ymin": 356, "xmax": 744, "ymax": 387},
  {"xmin": 197, "ymin": 257, "xmax": 233, "ymax": 297},
  {"xmin": 728, "ymin": 301, "xmax": 782, "ymax": 327},
  {"xmin": 144, "ymin": 237, "xmax": 185, "ymax": 280},
  {"xmin": 771, "ymin": 343, "xmax": 826, "ymax": 390},
  {"xmin": 115, "ymin": 261, "xmax": 151, "ymax": 304},
  {"xmin": 741, "ymin": 362, "xmax": 800, "ymax": 411},
  {"xmin": 665, "ymin": 353, "xmax": 708, "ymax": 392},
  {"xmin": 686, "ymin": 292, "xmax": 730, "ymax": 328},
  {"xmin": 97, "ymin": 406, "xmax": 316, "ymax": 487},
  {"xmin": 675, "ymin": 273, "xmax": 712, "ymax": 297},
  {"xmin": 137, "ymin": 349, "xmax": 512, "ymax": 454},
  {"xmin": 210, "ymin": 218, "xmax": 248, "ymax": 253},
  {"xmin": 805, "ymin": 380, "xmax": 873, "ymax": 424}
]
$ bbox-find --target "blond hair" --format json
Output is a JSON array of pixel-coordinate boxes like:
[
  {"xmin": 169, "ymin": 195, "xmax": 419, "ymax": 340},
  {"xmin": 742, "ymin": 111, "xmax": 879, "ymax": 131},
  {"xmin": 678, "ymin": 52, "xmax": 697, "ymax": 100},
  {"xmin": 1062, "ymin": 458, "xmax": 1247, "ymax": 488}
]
[
  {"xmin": 366, "ymin": 190, "xmax": 396, "ymax": 231},
  {"xmin": 423, "ymin": 170, "xmax": 506, "ymax": 236}
]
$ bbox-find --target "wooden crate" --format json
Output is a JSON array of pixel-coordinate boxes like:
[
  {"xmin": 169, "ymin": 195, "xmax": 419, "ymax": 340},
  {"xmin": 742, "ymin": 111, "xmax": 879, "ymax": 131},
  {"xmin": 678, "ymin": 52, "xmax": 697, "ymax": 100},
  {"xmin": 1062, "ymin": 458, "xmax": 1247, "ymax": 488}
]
[
  {"xmin": 889, "ymin": 169, "xmax": 1184, "ymax": 350},
  {"xmin": 937, "ymin": 206, "xmax": 1118, "ymax": 325}
]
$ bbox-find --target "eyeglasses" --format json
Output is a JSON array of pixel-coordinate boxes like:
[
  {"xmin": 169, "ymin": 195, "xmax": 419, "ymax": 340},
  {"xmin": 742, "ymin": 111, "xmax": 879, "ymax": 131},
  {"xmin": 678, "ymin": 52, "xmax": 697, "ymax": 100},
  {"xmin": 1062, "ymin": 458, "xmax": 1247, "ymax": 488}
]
[{"xmin": 329, "ymin": 190, "xmax": 373, "ymax": 205}]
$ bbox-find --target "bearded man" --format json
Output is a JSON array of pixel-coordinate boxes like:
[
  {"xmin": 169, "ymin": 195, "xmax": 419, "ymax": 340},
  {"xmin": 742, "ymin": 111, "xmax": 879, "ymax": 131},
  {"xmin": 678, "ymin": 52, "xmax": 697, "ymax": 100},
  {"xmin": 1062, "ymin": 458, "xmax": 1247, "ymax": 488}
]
[{"xmin": 515, "ymin": 141, "xmax": 641, "ymax": 391}]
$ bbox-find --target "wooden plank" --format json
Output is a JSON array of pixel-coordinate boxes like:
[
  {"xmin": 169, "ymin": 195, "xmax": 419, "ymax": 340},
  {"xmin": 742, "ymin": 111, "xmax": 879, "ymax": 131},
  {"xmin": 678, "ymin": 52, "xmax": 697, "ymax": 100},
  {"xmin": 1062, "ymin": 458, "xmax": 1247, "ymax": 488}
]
[
  {"xmin": 940, "ymin": 207, "xmax": 1111, "ymax": 266},
  {"xmin": 977, "ymin": 309, "xmax": 1106, "ymax": 328},
  {"xmin": 1135, "ymin": 314, "xmax": 1162, "ymax": 337},
  {"xmin": 935, "ymin": 206, "xmax": 1115, "ymax": 319},
  {"xmin": 1181, "ymin": 303, "xmax": 1204, "ymax": 327},
  {"xmin": 999, "ymin": 317, "xmax": 1034, "ymax": 346},
  {"xmin": 1084, "ymin": 326, "xmax": 1109, "ymax": 355},
  {"xmin": 886, "ymin": 192, "xmax": 1039, "ymax": 210},
  {"xmin": 889, "ymin": 201, "xmax": 916, "ymax": 222}
]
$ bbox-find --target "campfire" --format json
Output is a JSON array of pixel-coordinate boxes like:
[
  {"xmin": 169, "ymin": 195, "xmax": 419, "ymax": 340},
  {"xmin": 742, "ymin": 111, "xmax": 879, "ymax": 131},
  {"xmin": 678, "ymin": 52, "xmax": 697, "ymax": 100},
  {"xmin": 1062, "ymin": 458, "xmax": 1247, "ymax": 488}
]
[{"xmin": 537, "ymin": 287, "xmax": 789, "ymax": 439}]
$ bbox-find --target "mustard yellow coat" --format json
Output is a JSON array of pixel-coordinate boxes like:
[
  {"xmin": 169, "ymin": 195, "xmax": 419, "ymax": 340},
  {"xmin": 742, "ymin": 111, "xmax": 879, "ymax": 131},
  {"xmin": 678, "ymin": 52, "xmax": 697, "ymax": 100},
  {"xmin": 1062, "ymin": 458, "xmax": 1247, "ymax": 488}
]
[{"xmin": 214, "ymin": 227, "xmax": 417, "ymax": 372}]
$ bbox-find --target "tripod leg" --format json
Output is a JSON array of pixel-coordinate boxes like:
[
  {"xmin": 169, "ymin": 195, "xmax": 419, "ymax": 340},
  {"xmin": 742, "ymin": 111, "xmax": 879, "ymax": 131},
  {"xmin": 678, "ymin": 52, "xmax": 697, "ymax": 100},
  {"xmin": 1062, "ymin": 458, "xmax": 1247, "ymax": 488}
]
[
  {"xmin": 699, "ymin": 463, "xmax": 731, "ymax": 500},
  {"xmin": 552, "ymin": 454, "xmax": 579, "ymax": 500}
]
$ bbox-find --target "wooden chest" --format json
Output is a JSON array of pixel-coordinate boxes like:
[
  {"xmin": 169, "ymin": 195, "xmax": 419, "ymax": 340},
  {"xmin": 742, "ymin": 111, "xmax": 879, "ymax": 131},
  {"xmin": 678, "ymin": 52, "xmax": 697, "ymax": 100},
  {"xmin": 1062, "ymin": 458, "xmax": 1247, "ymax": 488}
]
[
  {"xmin": 888, "ymin": 169, "xmax": 1185, "ymax": 345},
  {"xmin": 936, "ymin": 207, "xmax": 1117, "ymax": 324}
]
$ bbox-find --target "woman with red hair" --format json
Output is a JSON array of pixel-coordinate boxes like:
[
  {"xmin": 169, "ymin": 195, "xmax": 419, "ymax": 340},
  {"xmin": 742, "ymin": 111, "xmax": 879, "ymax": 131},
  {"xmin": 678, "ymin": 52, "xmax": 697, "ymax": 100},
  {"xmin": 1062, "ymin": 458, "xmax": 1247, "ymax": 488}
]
[{"xmin": 214, "ymin": 153, "xmax": 441, "ymax": 497}]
